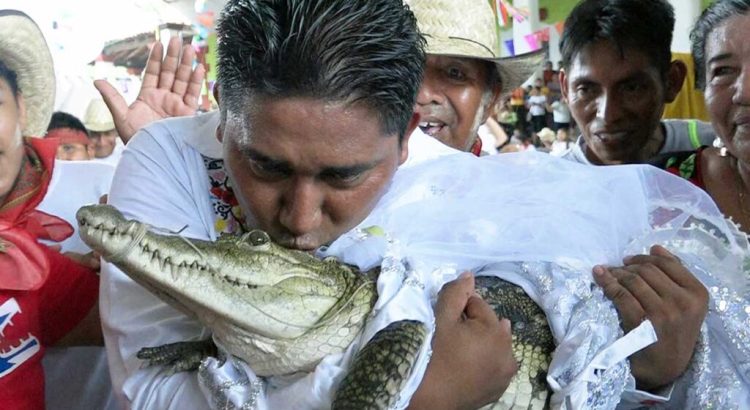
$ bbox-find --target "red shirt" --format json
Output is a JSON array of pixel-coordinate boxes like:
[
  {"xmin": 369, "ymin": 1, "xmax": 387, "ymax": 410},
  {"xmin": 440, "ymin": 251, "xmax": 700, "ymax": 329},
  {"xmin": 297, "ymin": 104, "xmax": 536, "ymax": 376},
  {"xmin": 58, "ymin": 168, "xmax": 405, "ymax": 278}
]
[{"xmin": 0, "ymin": 245, "xmax": 98, "ymax": 410}]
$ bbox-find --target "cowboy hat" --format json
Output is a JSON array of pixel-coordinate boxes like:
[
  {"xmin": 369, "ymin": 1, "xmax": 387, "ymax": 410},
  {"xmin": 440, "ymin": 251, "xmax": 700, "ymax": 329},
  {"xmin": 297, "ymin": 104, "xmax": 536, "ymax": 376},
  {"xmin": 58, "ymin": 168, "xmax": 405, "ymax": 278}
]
[
  {"xmin": 83, "ymin": 99, "xmax": 115, "ymax": 133},
  {"xmin": 0, "ymin": 10, "xmax": 55, "ymax": 137},
  {"xmin": 406, "ymin": 0, "xmax": 544, "ymax": 92}
]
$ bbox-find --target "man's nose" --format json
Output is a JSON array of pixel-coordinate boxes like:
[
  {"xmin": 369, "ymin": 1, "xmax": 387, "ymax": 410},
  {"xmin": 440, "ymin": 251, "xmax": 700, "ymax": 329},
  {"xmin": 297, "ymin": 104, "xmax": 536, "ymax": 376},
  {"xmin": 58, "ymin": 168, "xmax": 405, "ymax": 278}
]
[
  {"xmin": 733, "ymin": 68, "xmax": 750, "ymax": 106},
  {"xmin": 279, "ymin": 179, "xmax": 324, "ymax": 237},
  {"xmin": 595, "ymin": 91, "xmax": 625, "ymax": 124},
  {"xmin": 416, "ymin": 71, "xmax": 445, "ymax": 107}
]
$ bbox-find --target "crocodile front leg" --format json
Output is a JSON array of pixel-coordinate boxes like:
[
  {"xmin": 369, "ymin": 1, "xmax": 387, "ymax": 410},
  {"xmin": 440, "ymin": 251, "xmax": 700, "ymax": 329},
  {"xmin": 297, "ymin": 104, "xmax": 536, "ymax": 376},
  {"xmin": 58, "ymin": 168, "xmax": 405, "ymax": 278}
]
[
  {"xmin": 333, "ymin": 320, "xmax": 428, "ymax": 410},
  {"xmin": 137, "ymin": 339, "xmax": 218, "ymax": 374}
]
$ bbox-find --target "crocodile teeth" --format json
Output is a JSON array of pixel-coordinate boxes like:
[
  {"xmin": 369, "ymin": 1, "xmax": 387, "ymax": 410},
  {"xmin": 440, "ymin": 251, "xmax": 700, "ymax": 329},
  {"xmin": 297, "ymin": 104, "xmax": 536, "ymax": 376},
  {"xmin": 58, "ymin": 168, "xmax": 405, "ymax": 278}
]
[{"xmin": 161, "ymin": 257, "xmax": 172, "ymax": 273}]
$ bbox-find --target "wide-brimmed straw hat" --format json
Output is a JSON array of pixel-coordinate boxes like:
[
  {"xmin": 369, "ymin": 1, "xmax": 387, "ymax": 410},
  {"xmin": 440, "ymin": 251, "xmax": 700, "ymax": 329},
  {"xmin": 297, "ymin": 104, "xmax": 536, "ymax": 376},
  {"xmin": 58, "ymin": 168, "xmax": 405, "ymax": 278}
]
[
  {"xmin": 83, "ymin": 99, "xmax": 115, "ymax": 133},
  {"xmin": 406, "ymin": 0, "xmax": 544, "ymax": 92},
  {"xmin": 537, "ymin": 127, "xmax": 556, "ymax": 144},
  {"xmin": 0, "ymin": 10, "xmax": 55, "ymax": 137}
]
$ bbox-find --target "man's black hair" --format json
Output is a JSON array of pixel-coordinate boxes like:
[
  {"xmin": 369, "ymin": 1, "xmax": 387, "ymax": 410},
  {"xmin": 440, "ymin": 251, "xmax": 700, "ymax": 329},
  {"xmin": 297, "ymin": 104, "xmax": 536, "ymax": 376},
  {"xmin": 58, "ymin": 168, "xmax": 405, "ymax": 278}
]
[
  {"xmin": 216, "ymin": 0, "xmax": 425, "ymax": 140},
  {"xmin": 560, "ymin": 0, "xmax": 675, "ymax": 78},
  {"xmin": 48, "ymin": 111, "xmax": 89, "ymax": 136},
  {"xmin": 691, "ymin": 0, "xmax": 750, "ymax": 90},
  {"xmin": 486, "ymin": 62, "xmax": 501, "ymax": 92}
]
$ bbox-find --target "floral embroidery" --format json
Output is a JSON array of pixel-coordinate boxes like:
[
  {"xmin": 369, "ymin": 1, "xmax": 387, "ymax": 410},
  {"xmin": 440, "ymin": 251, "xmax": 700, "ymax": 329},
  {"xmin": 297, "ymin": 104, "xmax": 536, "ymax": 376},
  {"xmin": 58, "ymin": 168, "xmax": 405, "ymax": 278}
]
[
  {"xmin": 662, "ymin": 151, "xmax": 703, "ymax": 188},
  {"xmin": 203, "ymin": 156, "xmax": 246, "ymax": 235}
]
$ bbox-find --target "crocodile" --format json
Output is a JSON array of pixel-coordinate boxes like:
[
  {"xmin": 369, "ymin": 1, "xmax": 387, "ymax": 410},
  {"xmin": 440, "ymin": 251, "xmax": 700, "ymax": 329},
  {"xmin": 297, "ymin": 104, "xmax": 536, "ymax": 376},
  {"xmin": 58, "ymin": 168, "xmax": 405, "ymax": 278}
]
[{"xmin": 77, "ymin": 204, "xmax": 554, "ymax": 409}]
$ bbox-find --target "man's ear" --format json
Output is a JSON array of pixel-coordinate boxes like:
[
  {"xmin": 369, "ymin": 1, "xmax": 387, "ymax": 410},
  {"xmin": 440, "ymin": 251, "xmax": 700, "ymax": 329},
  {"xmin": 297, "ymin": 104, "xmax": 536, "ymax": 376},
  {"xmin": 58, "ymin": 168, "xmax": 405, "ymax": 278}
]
[
  {"xmin": 481, "ymin": 84, "xmax": 503, "ymax": 123},
  {"xmin": 213, "ymin": 82, "xmax": 221, "ymax": 106},
  {"xmin": 665, "ymin": 60, "xmax": 687, "ymax": 103},
  {"xmin": 399, "ymin": 112, "xmax": 419, "ymax": 164},
  {"xmin": 216, "ymin": 124, "xmax": 223, "ymax": 143},
  {"xmin": 214, "ymin": 84, "xmax": 223, "ymax": 143},
  {"xmin": 559, "ymin": 69, "xmax": 569, "ymax": 104}
]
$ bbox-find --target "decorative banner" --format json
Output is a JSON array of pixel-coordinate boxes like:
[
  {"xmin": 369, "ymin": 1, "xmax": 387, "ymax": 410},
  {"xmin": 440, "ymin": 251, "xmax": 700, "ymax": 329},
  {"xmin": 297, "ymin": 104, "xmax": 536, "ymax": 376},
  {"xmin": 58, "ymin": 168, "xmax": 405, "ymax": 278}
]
[
  {"xmin": 514, "ymin": 7, "xmax": 530, "ymax": 22},
  {"xmin": 504, "ymin": 39, "xmax": 515, "ymax": 56},
  {"xmin": 197, "ymin": 11, "xmax": 215, "ymax": 28},
  {"xmin": 537, "ymin": 27, "xmax": 551, "ymax": 42},
  {"xmin": 555, "ymin": 21, "xmax": 565, "ymax": 35},
  {"xmin": 524, "ymin": 33, "xmax": 540, "ymax": 51},
  {"xmin": 494, "ymin": 0, "xmax": 509, "ymax": 27},
  {"xmin": 490, "ymin": 0, "xmax": 529, "ymax": 25}
]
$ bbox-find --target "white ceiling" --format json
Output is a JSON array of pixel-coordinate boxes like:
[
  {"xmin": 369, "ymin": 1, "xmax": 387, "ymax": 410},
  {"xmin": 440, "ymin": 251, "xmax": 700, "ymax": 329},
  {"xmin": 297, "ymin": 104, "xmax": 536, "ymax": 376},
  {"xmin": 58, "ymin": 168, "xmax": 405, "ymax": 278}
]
[{"xmin": 5, "ymin": 0, "xmax": 227, "ymax": 68}]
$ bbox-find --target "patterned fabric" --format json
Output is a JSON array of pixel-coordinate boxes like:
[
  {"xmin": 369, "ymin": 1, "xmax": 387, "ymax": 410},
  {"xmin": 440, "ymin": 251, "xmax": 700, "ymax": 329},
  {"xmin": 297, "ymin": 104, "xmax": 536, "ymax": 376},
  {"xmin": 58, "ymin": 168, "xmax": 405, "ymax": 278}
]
[
  {"xmin": 649, "ymin": 146, "xmax": 707, "ymax": 189},
  {"xmin": 0, "ymin": 246, "xmax": 99, "ymax": 410},
  {"xmin": 203, "ymin": 156, "xmax": 246, "ymax": 235},
  {"xmin": 470, "ymin": 137, "xmax": 483, "ymax": 156},
  {"xmin": 0, "ymin": 138, "xmax": 74, "ymax": 291}
]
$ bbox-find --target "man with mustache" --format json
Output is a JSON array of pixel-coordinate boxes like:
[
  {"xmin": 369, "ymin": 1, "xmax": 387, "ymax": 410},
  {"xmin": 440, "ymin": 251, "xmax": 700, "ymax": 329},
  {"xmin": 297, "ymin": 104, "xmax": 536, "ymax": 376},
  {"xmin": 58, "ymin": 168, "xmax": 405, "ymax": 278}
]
[
  {"xmin": 407, "ymin": 0, "xmax": 540, "ymax": 156},
  {"xmin": 559, "ymin": 0, "xmax": 715, "ymax": 165},
  {"xmin": 98, "ymin": 0, "xmax": 711, "ymax": 408}
]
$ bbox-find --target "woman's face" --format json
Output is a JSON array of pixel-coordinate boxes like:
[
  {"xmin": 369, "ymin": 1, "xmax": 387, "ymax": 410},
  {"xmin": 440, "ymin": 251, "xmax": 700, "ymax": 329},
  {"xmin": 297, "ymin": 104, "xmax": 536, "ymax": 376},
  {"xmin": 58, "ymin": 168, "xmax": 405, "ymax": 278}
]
[
  {"xmin": 704, "ymin": 14, "xmax": 750, "ymax": 163},
  {"xmin": 0, "ymin": 76, "xmax": 25, "ymax": 204}
]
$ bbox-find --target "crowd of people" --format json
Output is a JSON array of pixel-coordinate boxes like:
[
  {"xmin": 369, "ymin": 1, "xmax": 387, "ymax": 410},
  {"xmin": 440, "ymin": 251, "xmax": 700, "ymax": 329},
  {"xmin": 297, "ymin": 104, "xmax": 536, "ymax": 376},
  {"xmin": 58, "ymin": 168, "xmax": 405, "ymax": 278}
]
[{"xmin": 1, "ymin": 0, "xmax": 750, "ymax": 409}]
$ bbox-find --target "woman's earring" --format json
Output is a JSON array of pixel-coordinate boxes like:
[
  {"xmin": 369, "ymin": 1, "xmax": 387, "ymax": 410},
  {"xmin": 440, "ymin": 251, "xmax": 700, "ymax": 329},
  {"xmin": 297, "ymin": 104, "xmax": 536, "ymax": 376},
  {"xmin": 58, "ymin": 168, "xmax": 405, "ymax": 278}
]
[{"xmin": 713, "ymin": 137, "xmax": 728, "ymax": 157}]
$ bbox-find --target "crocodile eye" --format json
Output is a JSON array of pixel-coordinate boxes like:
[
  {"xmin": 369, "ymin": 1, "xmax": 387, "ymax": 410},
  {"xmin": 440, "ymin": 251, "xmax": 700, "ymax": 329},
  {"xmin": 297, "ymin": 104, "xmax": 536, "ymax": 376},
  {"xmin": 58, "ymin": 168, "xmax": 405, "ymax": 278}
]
[{"xmin": 247, "ymin": 230, "xmax": 270, "ymax": 246}]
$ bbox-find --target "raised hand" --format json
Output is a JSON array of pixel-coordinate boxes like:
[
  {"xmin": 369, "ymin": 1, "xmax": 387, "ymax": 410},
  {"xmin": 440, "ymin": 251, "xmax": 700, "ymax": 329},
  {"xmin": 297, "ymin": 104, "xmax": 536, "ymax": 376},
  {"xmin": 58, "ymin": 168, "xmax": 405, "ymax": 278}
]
[
  {"xmin": 94, "ymin": 36, "xmax": 206, "ymax": 143},
  {"xmin": 409, "ymin": 272, "xmax": 517, "ymax": 410},
  {"xmin": 594, "ymin": 245, "xmax": 709, "ymax": 390}
]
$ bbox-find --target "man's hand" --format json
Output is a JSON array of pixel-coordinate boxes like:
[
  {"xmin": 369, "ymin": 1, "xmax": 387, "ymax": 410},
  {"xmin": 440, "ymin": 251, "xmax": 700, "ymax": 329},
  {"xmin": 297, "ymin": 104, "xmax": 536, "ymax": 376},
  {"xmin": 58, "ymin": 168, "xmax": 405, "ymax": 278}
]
[
  {"xmin": 593, "ymin": 245, "xmax": 708, "ymax": 391},
  {"xmin": 409, "ymin": 272, "xmax": 517, "ymax": 410},
  {"xmin": 94, "ymin": 36, "xmax": 206, "ymax": 143}
]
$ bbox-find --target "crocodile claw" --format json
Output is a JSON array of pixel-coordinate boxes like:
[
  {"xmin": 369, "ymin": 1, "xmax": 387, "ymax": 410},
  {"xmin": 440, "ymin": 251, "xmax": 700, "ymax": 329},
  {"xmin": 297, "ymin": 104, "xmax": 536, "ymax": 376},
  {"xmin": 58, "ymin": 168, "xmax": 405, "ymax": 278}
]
[{"xmin": 137, "ymin": 339, "xmax": 218, "ymax": 375}]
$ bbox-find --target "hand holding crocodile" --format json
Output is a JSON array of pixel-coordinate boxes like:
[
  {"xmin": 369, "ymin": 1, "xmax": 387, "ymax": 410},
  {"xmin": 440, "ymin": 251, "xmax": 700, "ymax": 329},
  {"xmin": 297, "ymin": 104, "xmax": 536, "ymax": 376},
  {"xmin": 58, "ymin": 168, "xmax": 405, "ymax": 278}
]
[
  {"xmin": 594, "ymin": 245, "xmax": 709, "ymax": 391},
  {"xmin": 410, "ymin": 272, "xmax": 518, "ymax": 410},
  {"xmin": 77, "ymin": 204, "xmax": 554, "ymax": 409}
]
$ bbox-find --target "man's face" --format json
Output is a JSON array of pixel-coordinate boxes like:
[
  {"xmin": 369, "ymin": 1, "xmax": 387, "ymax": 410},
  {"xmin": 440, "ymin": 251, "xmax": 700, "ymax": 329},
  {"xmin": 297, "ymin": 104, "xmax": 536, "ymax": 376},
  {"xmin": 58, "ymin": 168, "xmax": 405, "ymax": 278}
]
[
  {"xmin": 88, "ymin": 130, "xmax": 118, "ymax": 158},
  {"xmin": 220, "ymin": 97, "xmax": 414, "ymax": 251},
  {"xmin": 703, "ymin": 15, "xmax": 750, "ymax": 163},
  {"xmin": 415, "ymin": 56, "xmax": 498, "ymax": 151},
  {"xmin": 0, "ymin": 77, "xmax": 25, "ymax": 203},
  {"xmin": 56, "ymin": 142, "xmax": 92, "ymax": 161},
  {"xmin": 561, "ymin": 40, "xmax": 680, "ymax": 164}
]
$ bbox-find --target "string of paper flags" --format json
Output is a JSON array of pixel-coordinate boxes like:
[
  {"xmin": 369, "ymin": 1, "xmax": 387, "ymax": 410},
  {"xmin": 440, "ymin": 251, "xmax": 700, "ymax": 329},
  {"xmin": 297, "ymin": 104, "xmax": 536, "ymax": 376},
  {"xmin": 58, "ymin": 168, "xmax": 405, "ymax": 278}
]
[{"xmin": 490, "ymin": 0, "xmax": 566, "ymax": 56}]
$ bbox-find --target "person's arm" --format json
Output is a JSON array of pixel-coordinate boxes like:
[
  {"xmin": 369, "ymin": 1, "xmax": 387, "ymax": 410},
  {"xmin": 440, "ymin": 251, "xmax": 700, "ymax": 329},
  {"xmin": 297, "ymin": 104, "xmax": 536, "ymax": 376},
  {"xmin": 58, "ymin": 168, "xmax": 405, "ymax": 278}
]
[
  {"xmin": 409, "ymin": 272, "xmax": 517, "ymax": 410},
  {"xmin": 593, "ymin": 245, "xmax": 708, "ymax": 394},
  {"xmin": 483, "ymin": 117, "xmax": 508, "ymax": 148},
  {"xmin": 100, "ymin": 125, "xmax": 215, "ymax": 409},
  {"xmin": 95, "ymin": 36, "xmax": 206, "ymax": 144}
]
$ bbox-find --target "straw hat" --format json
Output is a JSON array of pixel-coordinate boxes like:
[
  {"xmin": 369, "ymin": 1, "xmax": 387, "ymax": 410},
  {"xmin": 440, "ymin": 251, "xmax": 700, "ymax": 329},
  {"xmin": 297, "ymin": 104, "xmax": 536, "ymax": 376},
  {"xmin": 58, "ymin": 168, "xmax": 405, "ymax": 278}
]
[
  {"xmin": 83, "ymin": 99, "xmax": 115, "ymax": 132},
  {"xmin": 406, "ymin": 0, "xmax": 544, "ymax": 92},
  {"xmin": 537, "ymin": 127, "xmax": 556, "ymax": 144},
  {"xmin": 0, "ymin": 10, "xmax": 55, "ymax": 137}
]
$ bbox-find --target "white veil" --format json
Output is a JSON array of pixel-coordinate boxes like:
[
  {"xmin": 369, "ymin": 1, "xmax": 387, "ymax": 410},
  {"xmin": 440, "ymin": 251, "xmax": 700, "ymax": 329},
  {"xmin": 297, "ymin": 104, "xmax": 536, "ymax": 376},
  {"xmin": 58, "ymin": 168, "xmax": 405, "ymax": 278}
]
[
  {"xmin": 199, "ymin": 150, "xmax": 750, "ymax": 409},
  {"xmin": 322, "ymin": 151, "xmax": 750, "ymax": 409}
]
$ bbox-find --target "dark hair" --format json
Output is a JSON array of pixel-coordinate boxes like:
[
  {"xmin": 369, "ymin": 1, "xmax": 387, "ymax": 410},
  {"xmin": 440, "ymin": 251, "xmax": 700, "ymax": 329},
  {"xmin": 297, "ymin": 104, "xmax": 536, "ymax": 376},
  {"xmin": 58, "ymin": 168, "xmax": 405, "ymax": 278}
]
[
  {"xmin": 691, "ymin": 0, "xmax": 750, "ymax": 90},
  {"xmin": 0, "ymin": 59, "xmax": 19, "ymax": 96},
  {"xmin": 560, "ymin": 0, "xmax": 675, "ymax": 78},
  {"xmin": 485, "ymin": 62, "xmax": 501, "ymax": 92},
  {"xmin": 216, "ymin": 0, "xmax": 425, "ymax": 140},
  {"xmin": 48, "ymin": 111, "xmax": 89, "ymax": 135}
]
